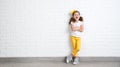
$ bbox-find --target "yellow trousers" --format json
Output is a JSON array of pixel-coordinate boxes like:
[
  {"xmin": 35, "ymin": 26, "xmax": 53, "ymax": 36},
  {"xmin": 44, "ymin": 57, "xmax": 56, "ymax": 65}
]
[{"xmin": 70, "ymin": 36, "xmax": 81, "ymax": 57}]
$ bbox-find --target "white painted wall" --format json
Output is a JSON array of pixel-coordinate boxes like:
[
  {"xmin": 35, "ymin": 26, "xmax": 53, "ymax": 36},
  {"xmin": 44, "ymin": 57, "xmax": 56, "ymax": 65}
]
[{"xmin": 0, "ymin": 0, "xmax": 120, "ymax": 57}]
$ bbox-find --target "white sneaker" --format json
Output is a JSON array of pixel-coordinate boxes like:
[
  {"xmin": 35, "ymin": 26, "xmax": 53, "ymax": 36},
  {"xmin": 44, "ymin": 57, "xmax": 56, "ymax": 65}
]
[
  {"xmin": 73, "ymin": 57, "xmax": 79, "ymax": 65},
  {"xmin": 65, "ymin": 55, "xmax": 73, "ymax": 63}
]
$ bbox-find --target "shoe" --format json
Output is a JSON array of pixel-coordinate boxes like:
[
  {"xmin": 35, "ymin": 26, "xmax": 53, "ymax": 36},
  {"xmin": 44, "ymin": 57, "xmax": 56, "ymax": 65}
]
[
  {"xmin": 73, "ymin": 57, "xmax": 79, "ymax": 65},
  {"xmin": 65, "ymin": 55, "xmax": 73, "ymax": 63}
]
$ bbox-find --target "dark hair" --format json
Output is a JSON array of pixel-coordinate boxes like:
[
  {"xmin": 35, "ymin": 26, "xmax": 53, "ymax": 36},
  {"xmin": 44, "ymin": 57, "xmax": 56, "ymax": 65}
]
[{"xmin": 69, "ymin": 10, "xmax": 83, "ymax": 24}]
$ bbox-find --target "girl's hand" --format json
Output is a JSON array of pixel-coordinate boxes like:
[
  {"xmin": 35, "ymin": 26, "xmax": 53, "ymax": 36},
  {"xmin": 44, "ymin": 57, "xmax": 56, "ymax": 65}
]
[{"xmin": 79, "ymin": 25, "xmax": 84, "ymax": 32}]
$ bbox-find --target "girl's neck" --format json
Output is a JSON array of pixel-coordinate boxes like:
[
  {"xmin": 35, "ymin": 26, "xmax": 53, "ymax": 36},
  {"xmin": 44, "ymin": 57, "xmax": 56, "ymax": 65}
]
[{"xmin": 75, "ymin": 20, "xmax": 79, "ymax": 22}]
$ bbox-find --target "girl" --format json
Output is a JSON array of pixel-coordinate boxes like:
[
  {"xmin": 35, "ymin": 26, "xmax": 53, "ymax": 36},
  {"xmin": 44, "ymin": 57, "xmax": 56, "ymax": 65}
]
[{"xmin": 66, "ymin": 10, "xmax": 84, "ymax": 65}]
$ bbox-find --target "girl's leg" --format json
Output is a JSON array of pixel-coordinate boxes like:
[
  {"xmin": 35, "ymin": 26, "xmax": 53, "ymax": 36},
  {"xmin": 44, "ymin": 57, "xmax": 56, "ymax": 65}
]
[
  {"xmin": 65, "ymin": 36, "xmax": 76, "ymax": 63},
  {"xmin": 73, "ymin": 37, "xmax": 81, "ymax": 65},
  {"xmin": 70, "ymin": 36, "xmax": 76, "ymax": 57},
  {"xmin": 74, "ymin": 37, "xmax": 81, "ymax": 56}
]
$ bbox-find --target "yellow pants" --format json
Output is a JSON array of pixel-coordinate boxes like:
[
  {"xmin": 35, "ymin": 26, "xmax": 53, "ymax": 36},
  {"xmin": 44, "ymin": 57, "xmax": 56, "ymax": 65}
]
[{"xmin": 70, "ymin": 36, "xmax": 81, "ymax": 57}]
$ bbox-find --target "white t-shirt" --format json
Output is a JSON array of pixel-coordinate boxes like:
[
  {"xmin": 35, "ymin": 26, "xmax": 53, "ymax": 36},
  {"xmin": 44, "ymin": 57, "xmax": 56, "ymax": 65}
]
[{"xmin": 70, "ymin": 21, "xmax": 83, "ymax": 37}]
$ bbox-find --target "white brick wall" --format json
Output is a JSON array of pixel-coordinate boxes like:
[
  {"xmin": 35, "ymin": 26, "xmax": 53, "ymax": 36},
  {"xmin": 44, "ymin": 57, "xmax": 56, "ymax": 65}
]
[{"xmin": 0, "ymin": 0, "xmax": 120, "ymax": 57}]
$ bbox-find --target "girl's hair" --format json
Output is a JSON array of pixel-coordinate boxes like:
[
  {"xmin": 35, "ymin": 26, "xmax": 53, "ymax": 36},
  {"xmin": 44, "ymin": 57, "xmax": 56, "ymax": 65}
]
[{"xmin": 69, "ymin": 10, "xmax": 83, "ymax": 24}]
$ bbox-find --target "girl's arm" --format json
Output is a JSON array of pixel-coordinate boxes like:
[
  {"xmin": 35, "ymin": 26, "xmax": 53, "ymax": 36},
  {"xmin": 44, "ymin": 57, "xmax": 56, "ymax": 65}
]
[
  {"xmin": 71, "ymin": 25, "xmax": 77, "ymax": 31},
  {"xmin": 71, "ymin": 24, "xmax": 84, "ymax": 32},
  {"xmin": 71, "ymin": 25, "xmax": 80, "ymax": 31},
  {"xmin": 79, "ymin": 24, "xmax": 84, "ymax": 32}
]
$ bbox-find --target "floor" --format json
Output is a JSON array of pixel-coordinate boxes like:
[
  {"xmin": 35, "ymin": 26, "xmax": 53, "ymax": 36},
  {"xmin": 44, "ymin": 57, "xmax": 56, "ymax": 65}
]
[{"xmin": 0, "ymin": 61, "xmax": 120, "ymax": 67}]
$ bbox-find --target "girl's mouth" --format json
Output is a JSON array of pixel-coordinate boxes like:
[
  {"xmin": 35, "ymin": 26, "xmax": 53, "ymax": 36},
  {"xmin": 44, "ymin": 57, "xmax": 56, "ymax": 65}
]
[{"xmin": 75, "ymin": 17, "xmax": 78, "ymax": 19}]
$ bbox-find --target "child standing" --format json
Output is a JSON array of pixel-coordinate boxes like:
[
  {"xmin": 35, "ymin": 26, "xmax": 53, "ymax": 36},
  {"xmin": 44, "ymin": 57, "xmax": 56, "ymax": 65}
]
[{"xmin": 66, "ymin": 10, "xmax": 84, "ymax": 65}]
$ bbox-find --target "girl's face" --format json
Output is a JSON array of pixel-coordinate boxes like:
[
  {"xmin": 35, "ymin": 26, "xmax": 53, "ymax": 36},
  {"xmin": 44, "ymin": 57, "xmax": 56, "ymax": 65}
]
[{"xmin": 73, "ymin": 12, "xmax": 80, "ymax": 21}]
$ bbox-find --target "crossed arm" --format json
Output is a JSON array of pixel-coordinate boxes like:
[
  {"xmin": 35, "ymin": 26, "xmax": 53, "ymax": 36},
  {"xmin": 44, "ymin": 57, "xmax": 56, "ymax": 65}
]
[{"xmin": 71, "ymin": 24, "xmax": 84, "ymax": 32}]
